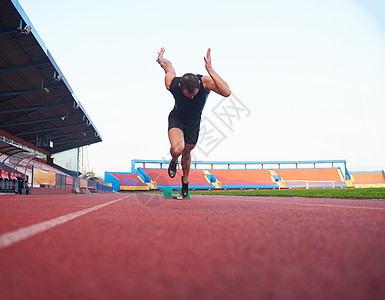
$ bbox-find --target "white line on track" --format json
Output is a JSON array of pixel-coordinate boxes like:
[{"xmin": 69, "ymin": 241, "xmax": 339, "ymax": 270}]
[
  {"xmin": 204, "ymin": 196, "xmax": 385, "ymax": 210},
  {"xmin": 0, "ymin": 195, "xmax": 130, "ymax": 251},
  {"xmin": 255, "ymin": 200, "xmax": 385, "ymax": 210}
]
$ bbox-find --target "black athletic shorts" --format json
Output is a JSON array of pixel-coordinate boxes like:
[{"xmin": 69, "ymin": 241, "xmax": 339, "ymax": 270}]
[{"xmin": 168, "ymin": 111, "xmax": 201, "ymax": 145}]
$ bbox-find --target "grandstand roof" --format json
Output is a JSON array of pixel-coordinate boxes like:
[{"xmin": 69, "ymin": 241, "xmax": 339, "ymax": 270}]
[
  {"xmin": 0, "ymin": 0, "xmax": 102, "ymax": 154},
  {"xmin": 0, "ymin": 138, "xmax": 28, "ymax": 158}
]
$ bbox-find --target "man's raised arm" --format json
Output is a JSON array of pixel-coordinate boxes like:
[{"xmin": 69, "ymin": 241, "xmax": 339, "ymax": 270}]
[
  {"xmin": 156, "ymin": 47, "xmax": 176, "ymax": 90},
  {"xmin": 202, "ymin": 48, "xmax": 231, "ymax": 97}
]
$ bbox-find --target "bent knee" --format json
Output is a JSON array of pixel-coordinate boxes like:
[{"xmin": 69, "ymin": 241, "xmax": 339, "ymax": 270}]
[
  {"xmin": 171, "ymin": 144, "xmax": 184, "ymax": 156},
  {"xmin": 183, "ymin": 144, "xmax": 195, "ymax": 155}
]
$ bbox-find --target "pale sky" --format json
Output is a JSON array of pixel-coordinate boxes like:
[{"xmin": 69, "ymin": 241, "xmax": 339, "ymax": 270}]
[{"xmin": 18, "ymin": 0, "xmax": 385, "ymax": 177}]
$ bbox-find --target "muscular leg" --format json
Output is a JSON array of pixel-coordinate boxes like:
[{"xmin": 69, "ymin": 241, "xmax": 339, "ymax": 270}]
[
  {"xmin": 168, "ymin": 128, "xmax": 196, "ymax": 183},
  {"xmin": 168, "ymin": 128, "xmax": 184, "ymax": 163},
  {"xmin": 181, "ymin": 143, "xmax": 196, "ymax": 183}
]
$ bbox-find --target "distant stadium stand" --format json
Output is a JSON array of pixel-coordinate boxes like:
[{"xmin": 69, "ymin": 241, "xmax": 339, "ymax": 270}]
[
  {"xmin": 105, "ymin": 172, "xmax": 150, "ymax": 191},
  {"xmin": 142, "ymin": 168, "xmax": 213, "ymax": 190},
  {"xmin": 1, "ymin": 136, "xmax": 112, "ymax": 194},
  {"xmin": 208, "ymin": 169, "xmax": 278, "ymax": 189},
  {"xmin": 274, "ymin": 168, "xmax": 348, "ymax": 189},
  {"xmin": 105, "ymin": 159, "xmax": 353, "ymax": 192},
  {"xmin": 350, "ymin": 171, "xmax": 385, "ymax": 188}
]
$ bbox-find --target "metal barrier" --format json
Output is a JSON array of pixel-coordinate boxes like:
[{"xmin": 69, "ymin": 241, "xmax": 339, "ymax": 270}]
[{"xmin": 73, "ymin": 175, "xmax": 113, "ymax": 194}]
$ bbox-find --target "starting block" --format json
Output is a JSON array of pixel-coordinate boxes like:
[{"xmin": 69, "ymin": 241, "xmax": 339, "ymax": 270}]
[
  {"xmin": 179, "ymin": 188, "xmax": 190, "ymax": 199},
  {"xmin": 163, "ymin": 188, "xmax": 182, "ymax": 199},
  {"xmin": 162, "ymin": 187, "xmax": 190, "ymax": 199},
  {"xmin": 162, "ymin": 188, "xmax": 173, "ymax": 198}
]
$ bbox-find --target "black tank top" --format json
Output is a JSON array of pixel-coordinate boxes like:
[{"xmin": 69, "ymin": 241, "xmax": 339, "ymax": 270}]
[{"xmin": 169, "ymin": 74, "xmax": 209, "ymax": 123}]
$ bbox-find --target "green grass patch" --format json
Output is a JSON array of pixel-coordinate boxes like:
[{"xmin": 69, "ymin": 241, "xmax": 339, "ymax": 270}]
[{"xmin": 190, "ymin": 188, "xmax": 385, "ymax": 200}]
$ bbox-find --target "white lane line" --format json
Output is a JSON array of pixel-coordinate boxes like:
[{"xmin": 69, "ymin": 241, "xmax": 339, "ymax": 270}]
[
  {"xmin": 0, "ymin": 195, "xmax": 130, "ymax": 251},
  {"xmin": 204, "ymin": 196, "xmax": 385, "ymax": 210},
  {"xmin": 254, "ymin": 200, "xmax": 385, "ymax": 210}
]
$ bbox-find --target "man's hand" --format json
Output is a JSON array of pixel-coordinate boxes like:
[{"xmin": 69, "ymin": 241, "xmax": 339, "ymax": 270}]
[
  {"xmin": 156, "ymin": 47, "xmax": 176, "ymax": 90},
  {"xmin": 203, "ymin": 48, "xmax": 231, "ymax": 97},
  {"xmin": 156, "ymin": 47, "xmax": 166, "ymax": 65},
  {"xmin": 204, "ymin": 48, "xmax": 213, "ymax": 72}
]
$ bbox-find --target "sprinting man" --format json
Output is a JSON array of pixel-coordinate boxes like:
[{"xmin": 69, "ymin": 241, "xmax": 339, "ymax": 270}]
[{"xmin": 156, "ymin": 47, "xmax": 231, "ymax": 197}]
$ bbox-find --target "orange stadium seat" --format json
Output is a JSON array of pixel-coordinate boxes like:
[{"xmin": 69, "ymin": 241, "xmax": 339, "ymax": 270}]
[
  {"xmin": 209, "ymin": 169, "xmax": 278, "ymax": 189},
  {"xmin": 275, "ymin": 168, "xmax": 346, "ymax": 188},
  {"xmin": 110, "ymin": 160, "xmax": 354, "ymax": 191},
  {"xmin": 143, "ymin": 168, "xmax": 214, "ymax": 189},
  {"xmin": 107, "ymin": 172, "xmax": 149, "ymax": 191},
  {"xmin": 350, "ymin": 171, "xmax": 385, "ymax": 187}
]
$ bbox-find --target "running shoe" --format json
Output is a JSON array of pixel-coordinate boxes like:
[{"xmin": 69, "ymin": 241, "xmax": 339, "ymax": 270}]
[
  {"xmin": 168, "ymin": 160, "xmax": 177, "ymax": 178},
  {"xmin": 181, "ymin": 176, "xmax": 189, "ymax": 198}
]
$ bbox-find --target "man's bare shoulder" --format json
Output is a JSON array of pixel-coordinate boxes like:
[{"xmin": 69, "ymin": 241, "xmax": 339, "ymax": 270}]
[
  {"xmin": 201, "ymin": 76, "xmax": 214, "ymax": 92},
  {"xmin": 165, "ymin": 73, "xmax": 176, "ymax": 90}
]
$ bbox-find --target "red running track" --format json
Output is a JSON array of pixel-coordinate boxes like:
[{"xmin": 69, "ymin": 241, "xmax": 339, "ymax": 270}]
[{"xmin": 0, "ymin": 193, "xmax": 384, "ymax": 300}]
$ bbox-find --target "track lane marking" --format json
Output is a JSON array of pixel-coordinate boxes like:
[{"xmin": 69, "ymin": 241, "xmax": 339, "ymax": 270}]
[
  {"xmin": 203, "ymin": 196, "xmax": 385, "ymax": 210},
  {"xmin": 255, "ymin": 200, "xmax": 385, "ymax": 210},
  {"xmin": 0, "ymin": 195, "xmax": 130, "ymax": 251}
]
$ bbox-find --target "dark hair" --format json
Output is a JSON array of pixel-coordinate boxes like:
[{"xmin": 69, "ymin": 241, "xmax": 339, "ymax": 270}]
[{"xmin": 180, "ymin": 73, "xmax": 200, "ymax": 93}]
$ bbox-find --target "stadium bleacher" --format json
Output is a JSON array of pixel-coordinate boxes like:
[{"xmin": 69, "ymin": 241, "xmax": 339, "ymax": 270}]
[
  {"xmin": 208, "ymin": 169, "xmax": 278, "ymax": 189},
  {"xmin": 274, "ymin": 168, "xmax": 347, "ymax": 189},
  {"xmin": 0, "ymin": 169, "xmax": 28, "ymax": 194},
  {"xmin": 350, "ymin": 171, "xmax": 385, "ymax": 188},
  {"xmin": 105, "ymin": 172, "xmax": 150, "ymax": 191},
  {"xmin": 142, "ymin": 168, "xmax": 214, "ymax": 190},
  {"xmin": 105, "ymin": 159, "xmax": 360, "ymax": 192}
]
